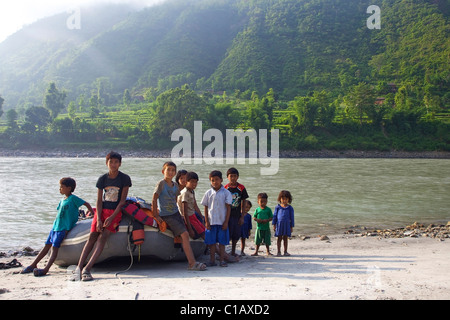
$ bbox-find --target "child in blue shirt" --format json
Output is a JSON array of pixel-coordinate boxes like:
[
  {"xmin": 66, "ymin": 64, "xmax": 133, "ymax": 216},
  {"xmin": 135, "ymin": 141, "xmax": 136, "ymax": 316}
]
[{"xmin": 21, "ymin": 177, "xmax": 93, "ymax": 277}]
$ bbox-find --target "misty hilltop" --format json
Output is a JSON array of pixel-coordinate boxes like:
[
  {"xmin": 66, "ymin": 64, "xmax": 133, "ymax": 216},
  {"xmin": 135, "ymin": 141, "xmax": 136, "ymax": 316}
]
[{"xmin": 0, "ymin": 0, "xmax": 448, "ymax": 109}]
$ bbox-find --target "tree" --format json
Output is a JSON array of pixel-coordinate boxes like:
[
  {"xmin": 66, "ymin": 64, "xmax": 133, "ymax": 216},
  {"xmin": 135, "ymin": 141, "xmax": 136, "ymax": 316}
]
[
  {"xmin": 291, "ymin": 95, "xmax": 319, "ymax": 135},
  {"xmin": 6, "ymin": 109, "xmax": 18, "ymax": 130},
  {"xmin": 24, "ymin": 106, "xmax": 51, "ymax": 132},
  {"xmin": 123, "ymin": 89, "xmax": 132, "ymax": 109},
  {"xmin": 152, "ymin": 87, "xmax": 206, "ymax": 137},
  {"xmin": 43, "ymin": 82, "xmax": 66, "ymax": 119},
  {"xmin": 343, "ymin": 82, "xmax": 376, "ymax": 126}
]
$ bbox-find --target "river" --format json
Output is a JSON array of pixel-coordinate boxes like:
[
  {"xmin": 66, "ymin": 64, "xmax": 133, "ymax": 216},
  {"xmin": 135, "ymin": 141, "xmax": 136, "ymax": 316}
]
[{"xmin": 0, "ymin": 157, "xmax": 449, "ymax": 251}]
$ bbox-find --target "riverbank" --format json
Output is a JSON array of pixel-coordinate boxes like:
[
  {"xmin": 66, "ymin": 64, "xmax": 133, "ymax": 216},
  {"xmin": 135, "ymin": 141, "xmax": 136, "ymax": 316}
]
[
  {"xmin": 1, "ymin": 147, "xmax": 450, "ymax": 159},
  {"xmin": 1, "ymin": 222, "xmax": 449, "ymax": 301}
]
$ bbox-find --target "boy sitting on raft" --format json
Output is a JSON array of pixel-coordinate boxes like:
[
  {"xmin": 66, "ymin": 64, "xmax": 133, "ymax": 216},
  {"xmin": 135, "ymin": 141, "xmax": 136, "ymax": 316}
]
[{"xmin": 21, "ymin": 177, "xmax": 93, "ymax": 277}]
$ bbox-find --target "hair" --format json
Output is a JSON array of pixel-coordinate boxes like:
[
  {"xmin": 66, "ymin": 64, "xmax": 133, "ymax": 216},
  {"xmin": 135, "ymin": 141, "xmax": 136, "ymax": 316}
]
[
  {"xmin": 60, "ymin": 177, "xmax": 76, "ymax": 192},
  {"xmin": 278, "ymin": 190, "xmax": 293, "ymax": 203},
  {"xmin": 246, "ymin": 200, "xmax": 252, "ymax": 208},
  {"xmin": 176, "ymin": 169, "xmax": 187, "ymax": 184},
  {"xmin": 162, "ymin": 161, "xmax": 177, "ymax": 171},
  {"xmin": 226, "ymin": 167, "xmax": 239, "ymax": 177},
  {"xmin": 106, "ymin": 151, "xmax": 122, "ymax": 163},
  {"xmin": 209, "ymin": 170, "xmax": 222, "ymax": 180},
  {"xmin": 257, "ymin": 192, "xmax": 268, "ymax": 200},
  {"xmin": 186, "ymin": 171, "xmax": 199, "ymax": 181}
]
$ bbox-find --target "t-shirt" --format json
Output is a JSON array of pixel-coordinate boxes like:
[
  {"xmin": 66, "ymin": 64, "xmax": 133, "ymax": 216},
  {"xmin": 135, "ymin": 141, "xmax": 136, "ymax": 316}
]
[
  {"xmin": 52, "ymin": 194, "xmax": 86, "ymax": 231},
  {"xmin": 224, "ymin": 183, "xmax": 249, "ymax": 218},
  {"xmin": 153, "ymin": 179, "xmax": 180, "ymax": 216},
  {"xmin": 178, "ymin": 187, "xmax": 197, "ymax": 217},
  {"xmin": 96, "ymin": 171, "xmax": 132, "ymax": 210},
  {"xmin": 253, "ymin": 206, "xmax": 273, "ymax": 231},
  {"xmin": 201, "ymin": 185, "xmax": 232, "ymax": 225}
]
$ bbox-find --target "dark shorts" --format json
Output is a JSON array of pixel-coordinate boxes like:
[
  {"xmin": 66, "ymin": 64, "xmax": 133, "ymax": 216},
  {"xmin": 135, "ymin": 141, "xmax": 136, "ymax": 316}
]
[
  {"xmin": 161, "ymin": 212, "xmax": 187, "ymax": 237},
  {"xmin": 228, "ymin": 215, "xmax": 242, "ymax": 241},
  {"xmin": 45, "ymin": 230, "xmax": 67, "ymax": 248}
]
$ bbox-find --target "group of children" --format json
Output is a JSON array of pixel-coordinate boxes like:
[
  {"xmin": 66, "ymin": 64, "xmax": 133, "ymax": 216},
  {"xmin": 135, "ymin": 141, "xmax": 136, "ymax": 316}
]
[{"xmin": 20, "ymin": 151, "xmax": 295, "ymax": 280}]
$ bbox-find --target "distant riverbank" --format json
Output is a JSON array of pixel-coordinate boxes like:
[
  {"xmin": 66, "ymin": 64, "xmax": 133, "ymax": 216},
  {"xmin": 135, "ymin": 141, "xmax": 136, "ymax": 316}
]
[{"xmin": 1, "ymin": 147, "xmax": 449, "ymax": 159}]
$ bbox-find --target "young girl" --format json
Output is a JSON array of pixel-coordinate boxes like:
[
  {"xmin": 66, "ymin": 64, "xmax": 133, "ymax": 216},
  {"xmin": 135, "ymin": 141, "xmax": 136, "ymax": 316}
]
[{"xmin": 273, "ymin": 190, "xmax": 294, "ymax": 256}]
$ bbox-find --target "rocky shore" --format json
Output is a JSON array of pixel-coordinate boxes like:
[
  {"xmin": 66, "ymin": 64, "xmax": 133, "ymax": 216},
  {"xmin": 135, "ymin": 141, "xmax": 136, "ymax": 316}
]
[
  {"xmin": 1, "ymin": 147, "xmax": 449, "ymax": 159},
  {"xmin": 344, "ymin": 221, "xmax": 450, "ymax": 240}
]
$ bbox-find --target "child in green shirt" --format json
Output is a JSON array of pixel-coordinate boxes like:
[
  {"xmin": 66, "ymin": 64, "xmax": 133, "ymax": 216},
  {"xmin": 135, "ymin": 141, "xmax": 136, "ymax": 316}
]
[{"xmin": 251, "ymin": 193, "xmax": 273, "ymax": 256}]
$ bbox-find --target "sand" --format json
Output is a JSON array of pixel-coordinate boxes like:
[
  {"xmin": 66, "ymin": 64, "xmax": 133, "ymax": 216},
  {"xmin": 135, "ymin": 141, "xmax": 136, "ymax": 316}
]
[{"xmin": 1, "ymin": 234, "xmax": 449, "ymax": 302}]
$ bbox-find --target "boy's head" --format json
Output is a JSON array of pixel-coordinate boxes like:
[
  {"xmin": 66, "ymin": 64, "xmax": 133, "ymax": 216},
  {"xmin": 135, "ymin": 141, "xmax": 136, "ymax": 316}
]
[
  {"xmin": 244, "ymin": 200, "xmax": 252, "ymax": 213},
  {"xmin": 257, "ymin": 192, "xmax": 268, "ymax": 208},
  {"xmin": 209, "ymin": 170, "xmax": 223, "ymax": 190},
  {"xmin": 106, "ymin": 151, "xmax": 122, "ymax": 164},
  {"xmin": 162, "ymin": 161, "xmax": 177, "ymax": 180},
  {"xmin": 106, "ymin": 151, "xmax": 122, "ymax": 172},
  {"xmin": 226, "ymin": 167, "xmax": 239, "ymax": 185},
  {"xmin": 185, "ymin": 171, "xmax": 199, "ymax": 189},
  {"xmin": 60, "ymin": 177, "xmax": 76, "ymax": 193}
]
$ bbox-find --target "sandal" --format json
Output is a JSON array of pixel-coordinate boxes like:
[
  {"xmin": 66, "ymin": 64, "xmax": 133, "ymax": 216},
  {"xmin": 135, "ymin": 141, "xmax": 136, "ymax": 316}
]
[
  {"xmin": 188, "ymin": 262, "xmax": 207, "ymax": 271},
  {"xmin": 69, "ymin": 268, "xmax": 81, "ymax": 281},
  {"xmin": 219, "ymin": 261, "xmax": 228, "ymax": 267},
  {"xmin": 33, "ymin": 268, "xmax": 47, "ymax": 277},
  {"xmin": 81, "ymin": 270, "xmax": 94, "ymax": 281},
  {"xmin": 20, "ymin": 265, "xmax": 34, "ymax": 274}
]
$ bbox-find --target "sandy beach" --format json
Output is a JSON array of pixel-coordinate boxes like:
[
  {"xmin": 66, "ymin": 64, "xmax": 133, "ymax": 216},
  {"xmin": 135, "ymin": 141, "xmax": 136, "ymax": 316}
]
[{"xmin": 1, "ymin": 230, "xmax": 449, "ymax": 302}]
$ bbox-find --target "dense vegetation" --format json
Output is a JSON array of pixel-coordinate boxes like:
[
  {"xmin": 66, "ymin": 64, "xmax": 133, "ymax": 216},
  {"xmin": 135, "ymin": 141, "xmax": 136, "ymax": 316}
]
[{"xmin": 0, "ymin": 0, "xmax": 448, "ymax": 152}]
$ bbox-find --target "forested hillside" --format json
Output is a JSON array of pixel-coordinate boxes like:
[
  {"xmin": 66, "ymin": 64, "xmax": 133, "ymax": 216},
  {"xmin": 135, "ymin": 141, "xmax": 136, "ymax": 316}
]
[{"xmin": 0, "ymin": 0, "xmax": 448, "ymax": 152}]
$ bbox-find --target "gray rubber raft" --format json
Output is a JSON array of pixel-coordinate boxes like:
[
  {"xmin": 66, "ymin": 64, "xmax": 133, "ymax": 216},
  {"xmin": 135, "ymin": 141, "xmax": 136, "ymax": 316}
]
[{"xmin": 54, "ymin": 215, "xmax": 206, "ymax": 267}]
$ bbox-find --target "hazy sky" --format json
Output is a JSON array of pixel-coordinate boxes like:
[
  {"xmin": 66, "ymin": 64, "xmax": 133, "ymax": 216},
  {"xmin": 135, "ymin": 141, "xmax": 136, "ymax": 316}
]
[{"xmin": 0, "ymin": 0, "xmax": 165, "ymax": 43}]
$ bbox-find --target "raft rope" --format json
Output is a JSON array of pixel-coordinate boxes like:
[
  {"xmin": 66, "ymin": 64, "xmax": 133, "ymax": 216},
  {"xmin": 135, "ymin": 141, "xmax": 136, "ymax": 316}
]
[{"xmin": 114, "ymin": 221, "xmax": 140, "ymax": 300}]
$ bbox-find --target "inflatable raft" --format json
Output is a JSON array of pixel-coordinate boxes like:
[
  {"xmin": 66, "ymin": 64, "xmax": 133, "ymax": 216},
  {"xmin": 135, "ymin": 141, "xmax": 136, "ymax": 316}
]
[{"xmin": 54, "ymin": 199, "xmax": 206, "ymax": 267}]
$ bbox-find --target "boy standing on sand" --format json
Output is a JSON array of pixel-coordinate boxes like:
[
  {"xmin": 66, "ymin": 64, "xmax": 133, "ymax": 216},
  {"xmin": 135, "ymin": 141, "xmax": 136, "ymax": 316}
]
[
  {"xmin": 201, "ymin": 170, "xmax": 233, "ymax": 267},
  {"xmin": 252, "ymin": 193, "xmax": 273, "ymax": 256},
  {"xmin": 71, "ymin": 151, "xmax": 132, "ymax": 281},
  {"xmin": 152, "ymin": 162, "xmax": 206, "ymax": 271},
  {"xmin": 225, "ymin": 167, "xmax": 249, "ymax": 257},
  {"xmin": 21, "ymin": 177, "xmax": 93, "ymax": 277}
]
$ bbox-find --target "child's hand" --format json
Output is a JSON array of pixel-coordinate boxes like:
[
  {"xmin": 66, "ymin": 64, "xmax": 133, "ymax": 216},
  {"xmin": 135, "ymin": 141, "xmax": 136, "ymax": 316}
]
[{"xmin": 96, "ymin": 220, "xmax": 103, "ymax": 232}]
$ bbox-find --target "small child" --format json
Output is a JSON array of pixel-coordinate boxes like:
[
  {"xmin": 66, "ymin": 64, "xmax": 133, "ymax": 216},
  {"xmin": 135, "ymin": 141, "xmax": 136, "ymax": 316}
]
[
  {"xmin": 21, "ymin": 177, "xmax": 93, "ymax": 277},
  {"xmin": 153, "ymin": 162, "xmax": 206, "ymax": 271},
  {"xmin": 240, "ymin": 200, "xmax": 252, "ymax": 256},
  {"xmin": 201, "ymin": 170, "xmax": 232, "ymax": 267},
  {"xmin": 178, "ymin": 171, "xmax": 205, "ymax": 239},
  {"xmin": 273, "ymin": 190, "xmax": 295, "ymax": 256},
  {"xmin": 252, "ymin": 193, "xmax": 273, "ymax": 256}
]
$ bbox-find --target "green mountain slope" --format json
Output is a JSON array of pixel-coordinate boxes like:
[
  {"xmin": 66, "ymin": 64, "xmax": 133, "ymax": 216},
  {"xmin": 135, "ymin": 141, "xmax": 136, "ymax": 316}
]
[{"xmin": 0, "ymin": 0, "xmax": 448, "ymax": 109}]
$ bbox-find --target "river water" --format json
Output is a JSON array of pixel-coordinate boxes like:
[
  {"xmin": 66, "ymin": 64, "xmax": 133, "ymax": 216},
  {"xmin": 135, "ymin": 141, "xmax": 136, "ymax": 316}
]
[{"xmin": 0, "ymin": 157, "xmax": 449, "ymax": 251}]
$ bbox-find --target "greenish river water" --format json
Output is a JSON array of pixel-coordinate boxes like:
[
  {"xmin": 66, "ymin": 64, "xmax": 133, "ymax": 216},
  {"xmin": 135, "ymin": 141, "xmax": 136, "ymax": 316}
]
[{"xmin": 0, "ymin": 157, "xmax": 448, "ymax": 251}]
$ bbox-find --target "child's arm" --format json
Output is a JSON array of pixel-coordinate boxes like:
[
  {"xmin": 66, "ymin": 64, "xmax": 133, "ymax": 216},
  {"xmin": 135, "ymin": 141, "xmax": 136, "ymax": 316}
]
[
  {"xmin": 83, "ymin": 201, "xmax": 94, "ymax": 217},
  {"xmin": 95, "ymin": 189, "xmax": 104, "ymax": 232},
  {"xmin": 204, "ymin": 206, "xmax": 210, "ymax": 230},
  {"xmin": 223, "ymin": 203, "xmax": 231, "ymax": 231},
  {"xmin": 151, "ymin": 193, "xmax": 163, "ymax": 224},
  {"xmin": 183, "ymin": 201, "xmax": 195, "ymax": 238}
]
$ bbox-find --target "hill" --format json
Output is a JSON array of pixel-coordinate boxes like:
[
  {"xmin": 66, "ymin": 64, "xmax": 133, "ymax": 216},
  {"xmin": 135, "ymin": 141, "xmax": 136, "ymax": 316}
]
[{"xmin": 0, "ymin": 0, "xmax": 448, "ymax": 111}]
